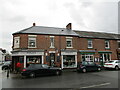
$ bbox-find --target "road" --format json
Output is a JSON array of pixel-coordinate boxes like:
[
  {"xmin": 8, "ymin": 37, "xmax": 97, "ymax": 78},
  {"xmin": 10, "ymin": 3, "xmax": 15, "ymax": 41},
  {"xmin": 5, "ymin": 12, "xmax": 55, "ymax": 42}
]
[{"xmin": 0, "ymin": 65, "xmax": 119, "ymax": 89}]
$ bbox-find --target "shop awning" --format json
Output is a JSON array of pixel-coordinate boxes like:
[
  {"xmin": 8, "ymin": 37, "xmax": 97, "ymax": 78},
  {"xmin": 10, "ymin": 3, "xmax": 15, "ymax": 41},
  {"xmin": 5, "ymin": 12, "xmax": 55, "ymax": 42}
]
[
  {"xmin": 98, "ymin": 51, "xmax": 112, "ymax": 54},
  {"xmin": 79, "ymin": 50, "xmax": 96, "ymax": 54}
]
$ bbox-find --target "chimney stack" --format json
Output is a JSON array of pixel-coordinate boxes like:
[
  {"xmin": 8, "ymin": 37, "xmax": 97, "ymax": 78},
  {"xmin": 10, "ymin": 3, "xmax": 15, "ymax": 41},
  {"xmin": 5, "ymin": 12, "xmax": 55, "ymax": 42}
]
[
  {"xmin": 66, "ymin": 23, "xmax": 72, "ymax": 30},
  {"xmin": 33, "ymin": 23, "xmax": 36, "ymax": 26}
]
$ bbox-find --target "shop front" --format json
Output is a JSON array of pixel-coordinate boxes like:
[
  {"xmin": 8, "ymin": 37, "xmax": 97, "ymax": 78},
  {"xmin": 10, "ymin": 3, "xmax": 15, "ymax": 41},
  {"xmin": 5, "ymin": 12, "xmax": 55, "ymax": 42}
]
[
  {"xmin": 98, "ymin": 51, "xmax": 112, "ymax": 63},
  {"xmin": 79, "ymin": 50, "xmax": 96, "ymax": 62},
  {"xmin": 61, "ymin": 50, "xmax": 77, "ymax": 69},
  {"xmin": 11, "ymin": 50, "xmax": 44, "ymax": 72}
]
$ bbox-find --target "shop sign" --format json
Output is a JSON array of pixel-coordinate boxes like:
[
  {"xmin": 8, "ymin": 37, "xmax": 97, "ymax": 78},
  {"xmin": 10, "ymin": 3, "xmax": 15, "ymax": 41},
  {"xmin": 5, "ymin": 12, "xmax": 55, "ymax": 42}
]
[
  {"xmin": 61, "ymin": 52, "xmax": 77, "ymax": 55},
  {"xmin": 12, "ymin": 51, "xmax": 44, "ymax": 56}
]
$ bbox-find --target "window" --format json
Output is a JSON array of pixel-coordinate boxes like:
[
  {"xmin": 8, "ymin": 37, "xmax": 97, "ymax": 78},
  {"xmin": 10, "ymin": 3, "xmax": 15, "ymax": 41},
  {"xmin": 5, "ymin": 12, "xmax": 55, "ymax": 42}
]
[
  {"xmin": 99, "ymin": 53, "xmax": 111, "ymax": 62},
  {"xmin": 118, "ymin": 41, "xmax": 120, "ymax": 48},
  {"xmin": 88, "ymin": 40, "xmax": 93, "ymax": 48},
  {"xmin": 81, "ymin": 54, "xmax": 94, "ymax": 62},
  {"xmin": 28, "ymin": 35, "xmax": 36, "ymax": 48},
  {"xmin": 105, "ymin": 40, "xmax": 110, "ymax": 49},
  {"xmin": 50, "ymin": 36, "xmax": 54, "ymax": 48},
  {"xmin": 66, "ymin": 37, "xmax": 72, "ymax": 48},
  {"xmin": 14, "ymin": 37, "xmax": 20, "ymax": 48},
  {"xmin": 63, "ymin": 55, "xmax": 76, "ymax": 68}
]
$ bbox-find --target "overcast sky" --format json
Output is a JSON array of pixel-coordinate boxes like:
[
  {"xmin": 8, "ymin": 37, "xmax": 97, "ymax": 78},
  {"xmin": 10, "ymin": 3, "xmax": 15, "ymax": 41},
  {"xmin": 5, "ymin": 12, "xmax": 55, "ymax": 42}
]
[{"xmin": 0, "ymin": 0, "xmax": 119, "ymax": 53}]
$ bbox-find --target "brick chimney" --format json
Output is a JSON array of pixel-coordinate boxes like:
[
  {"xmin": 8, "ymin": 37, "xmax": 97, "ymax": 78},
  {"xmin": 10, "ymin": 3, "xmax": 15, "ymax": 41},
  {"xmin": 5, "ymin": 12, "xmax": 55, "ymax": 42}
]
[
  {"xmin": 66, "ymin": 23, "xmax": 72, "ymax": 30},
  {"xmin": 33, "ymin": 23, "xmax": 36, "ymax": 26}
]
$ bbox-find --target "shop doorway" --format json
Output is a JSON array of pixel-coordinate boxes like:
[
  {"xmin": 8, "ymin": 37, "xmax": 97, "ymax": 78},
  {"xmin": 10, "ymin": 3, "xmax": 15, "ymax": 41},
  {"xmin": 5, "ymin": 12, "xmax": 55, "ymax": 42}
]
[{"xmin": 50, "ymin": 53, "xmax": 55, "ymax": 66}]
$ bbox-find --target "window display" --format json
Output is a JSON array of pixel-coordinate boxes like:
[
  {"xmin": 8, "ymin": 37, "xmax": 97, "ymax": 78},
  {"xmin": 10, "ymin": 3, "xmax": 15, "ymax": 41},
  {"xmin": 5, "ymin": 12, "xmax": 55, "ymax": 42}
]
[
  {"xmin": 63, "ymin": 55, "xmax": 76, "ymax": 68},
  {"xmin": 26, "ymin": 56, "xmax": 41, "ymax": 64}
]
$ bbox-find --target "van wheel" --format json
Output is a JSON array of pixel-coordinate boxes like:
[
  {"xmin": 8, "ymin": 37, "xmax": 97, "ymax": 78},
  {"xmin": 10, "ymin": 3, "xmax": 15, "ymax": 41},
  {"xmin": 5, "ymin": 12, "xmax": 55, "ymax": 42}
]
[
  {"xmin": 56, "ymin": 71, "xmax": 60, "ymax": 75},
  {"xmin": 82, "ymin": 68, "xmax": 86, "ymax": 73},
  {"xmin": 115, "ymin": 66, "xmax": 119, "ymax": 70},
  {"xmin": 29, "ymin": 72, "xmax": 35, "ymax": 78}
]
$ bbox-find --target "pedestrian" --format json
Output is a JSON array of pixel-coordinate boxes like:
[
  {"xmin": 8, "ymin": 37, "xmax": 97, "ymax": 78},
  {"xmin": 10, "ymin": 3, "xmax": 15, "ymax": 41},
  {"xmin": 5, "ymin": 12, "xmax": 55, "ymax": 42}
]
[
  {"xmin": 7, "ymin": 68, "xmax": 10, "ymax": 78},
  {"xmin": 16, "ymin": 61, "xmax": 21, "ymax": 74}
]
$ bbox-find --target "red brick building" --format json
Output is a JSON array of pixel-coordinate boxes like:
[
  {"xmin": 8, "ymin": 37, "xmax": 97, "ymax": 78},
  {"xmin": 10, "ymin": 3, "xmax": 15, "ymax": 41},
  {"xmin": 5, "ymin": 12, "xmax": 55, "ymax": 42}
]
[{"xmin": 11, "ymin": 23, "xmax": 120, "ymax": 71}]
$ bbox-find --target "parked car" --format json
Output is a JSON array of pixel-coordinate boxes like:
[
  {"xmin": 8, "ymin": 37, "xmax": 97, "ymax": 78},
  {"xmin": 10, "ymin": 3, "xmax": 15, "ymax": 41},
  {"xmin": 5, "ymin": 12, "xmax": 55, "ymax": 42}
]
[
  {"xmin": 104, "ymin": 60, "xmax": 120, "ymax": 70},
  {"xmin": 21, "ymin": 64, "xmax": 62, "ymax": 78},
  {"xmin": 0, "ymin": 61, "xmax": 3, "ymax": 65},
  {"xmin": 77, "ymin": 61, "xmax": 101, "ymax": 73},
  {"xmin": 2, "ymin": 61, "xmax": 12, "ymax": 70}
]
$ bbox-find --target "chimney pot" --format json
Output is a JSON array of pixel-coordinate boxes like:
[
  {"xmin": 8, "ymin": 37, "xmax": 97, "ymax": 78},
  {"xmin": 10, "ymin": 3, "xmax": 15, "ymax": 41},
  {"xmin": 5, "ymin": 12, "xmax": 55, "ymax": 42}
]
[
  {"xmin": 33, "ymin": 23, "xmax": 36, "ymax": 26},
  {"xmin": 66, "ymin": 23, "xmax": 72, "ymax": 30}
]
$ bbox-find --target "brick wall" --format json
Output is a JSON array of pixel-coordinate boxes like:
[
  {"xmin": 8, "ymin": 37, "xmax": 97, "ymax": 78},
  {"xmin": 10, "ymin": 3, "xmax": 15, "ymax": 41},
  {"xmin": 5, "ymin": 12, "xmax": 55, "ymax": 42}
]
[{"xmin": 13, "ymin": 34, "xmax": 118, "ymax": 61}]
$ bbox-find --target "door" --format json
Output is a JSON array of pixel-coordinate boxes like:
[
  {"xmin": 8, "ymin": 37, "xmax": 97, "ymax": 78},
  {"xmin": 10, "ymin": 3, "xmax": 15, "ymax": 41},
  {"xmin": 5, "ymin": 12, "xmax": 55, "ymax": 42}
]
[{"xmin": 50, "ymin": 53, "xmax": 55, "ymax": 66}]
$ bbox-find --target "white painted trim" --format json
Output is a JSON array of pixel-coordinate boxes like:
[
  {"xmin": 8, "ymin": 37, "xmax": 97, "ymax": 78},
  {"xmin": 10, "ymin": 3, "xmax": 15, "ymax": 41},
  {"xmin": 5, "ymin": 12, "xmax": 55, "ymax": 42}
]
[
  {"xmin": 66, "ymin": 37, "xmax": 73, "ymax": 39},
  {"xmin": 61, "ymin": 55, "xmax": 63, "ymax": 69},
  {"xmin": 42, "ymin": 55, "xmax": 44, "ymax": 64},
  {"xmin": 50, "ymin": 36, "xmax": 54, "ymax": 38},
  {"xmin": 12, "ymin": 51, "xmax": 44, "ymax": 56},
  {"xmin": 24, "ymin": 55, "xmax": 26, "ymax": 68},
  {"xmin": 28, "ymin": 35, "xmax": 37, "ymax": 37},
  {"xmin": 61, "ymin": 52, "xmax": 77, "ymax": 55},
  {"xmin": 66, "ymin": 47, "xmax": 73, "ymax": 48},
  {"xmin": 75, "ymin": 55, "xmax": 77, "ymax": 67},
  {"xmin": 49, "ymin": 51, "xmax": 55, "ymax": 53}
]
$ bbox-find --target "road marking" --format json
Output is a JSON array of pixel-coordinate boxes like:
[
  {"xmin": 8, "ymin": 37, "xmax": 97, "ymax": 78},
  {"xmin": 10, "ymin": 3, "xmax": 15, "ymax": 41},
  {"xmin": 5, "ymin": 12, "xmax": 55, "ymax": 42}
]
[{"xmin": 81, "ymin": 83, "xmax": 111, "ymax": 88}]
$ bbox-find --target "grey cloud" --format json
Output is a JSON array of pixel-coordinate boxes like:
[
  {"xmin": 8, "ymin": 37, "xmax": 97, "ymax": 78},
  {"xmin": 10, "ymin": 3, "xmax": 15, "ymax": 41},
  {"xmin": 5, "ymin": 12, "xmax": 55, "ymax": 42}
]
[{"xmin": 64, "ymin": 1, "xmax": 118, "ymax": 33}]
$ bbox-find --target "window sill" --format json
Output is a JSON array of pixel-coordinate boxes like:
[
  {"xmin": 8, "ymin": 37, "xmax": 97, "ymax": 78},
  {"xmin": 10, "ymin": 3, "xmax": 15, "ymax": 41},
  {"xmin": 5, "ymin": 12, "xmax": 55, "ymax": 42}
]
[
  {"xmin": 28, "ymin": 47, "xmax": 37, "ymax": 48},
  {"xmin": 87, "ymin": 47, "xmax": 93, "ymax": 49},
  {"xmin": 50, "ymin": 46, "xmax": 55, "ymax": 48},
  {"xmin": 66, "ymin": 47, "xmax": 73, "ymax": 48}
]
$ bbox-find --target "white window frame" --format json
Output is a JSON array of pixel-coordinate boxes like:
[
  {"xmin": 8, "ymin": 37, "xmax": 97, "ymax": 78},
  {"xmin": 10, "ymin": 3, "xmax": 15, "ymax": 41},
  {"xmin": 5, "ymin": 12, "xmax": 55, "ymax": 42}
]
[
  {"xmin": 28, "ymin": 35, "xmax": 37, "ymax": 48},
  {"xmin": 117, "ymin": 40, "xmax": 120, "ymax": 49},
  {"xmin": 81, "ymin": 54, "xmax": 94, "ymax": 62},
  {"xmin": 50, "ymin": 36, "xmax": 55, "ymax": 48},
  {"xmin": 88, "ymin": 40, "xmax": 93, "ymax": 48},
  {"xmin": 14, "ymin": 37, "xmax": 20, "ymax": 48},
  {"xmin": 66, "ymin": 37, "xmax": 73, "ymax": 48},
  {"xmin": 105, "ymin": 40, "xmax": 110, "ymax": 49},
  {"xmin": 100, "ymin": 53, "xmax": 111, "ymax": 62}
]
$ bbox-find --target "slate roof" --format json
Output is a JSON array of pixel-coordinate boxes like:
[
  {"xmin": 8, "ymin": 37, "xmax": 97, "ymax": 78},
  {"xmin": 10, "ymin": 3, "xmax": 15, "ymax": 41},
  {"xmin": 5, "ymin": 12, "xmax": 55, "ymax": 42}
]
[
  {"xmin": 74, "ymin": 30, "xmax": 120, "ymax": 40},
  {"xmin": 13, "ymin": 26, "xmax": 79, "ymax": 36},
  {"xmin": 13, "ymin": 25, "xmax": 120, "ymax": 40}
]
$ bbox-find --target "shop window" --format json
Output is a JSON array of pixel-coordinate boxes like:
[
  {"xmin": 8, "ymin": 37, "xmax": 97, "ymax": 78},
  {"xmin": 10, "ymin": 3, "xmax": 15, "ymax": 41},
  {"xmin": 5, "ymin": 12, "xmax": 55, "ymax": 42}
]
[
  {"xmin": 105, "ymin": 40, "xmax": 110, "ymax": 49},
  {"xmin": 81, "ymin": 54, "xmax": 94, "ymax": 62},
  {"xmin": 28, "ymin": 35, "xmax": 37, "ymax": 48},
  {"xmin": 66, "ymin": 37, "xmax": 72, "ymax": 48},
  {"xmin": 50, "ymin": 36, "xmax": 55, "ymax": 48},
  {"xmin": 26, "ymin": 56, "xmax": 41, "ymax": 64},
  {"xmin": 88, "ymin": 40, "xmax": 93, "ymax": 48},
  {"xmin": 63, "ymin": 55, "xmax": 76, "ymax": 68},
  {"xmin": 14, "ymin": 37, "xmax": 20, "ymax": 48},
  {"xmin": 99, "ymin": 53, "xmax": 111, "ymax": 62}
]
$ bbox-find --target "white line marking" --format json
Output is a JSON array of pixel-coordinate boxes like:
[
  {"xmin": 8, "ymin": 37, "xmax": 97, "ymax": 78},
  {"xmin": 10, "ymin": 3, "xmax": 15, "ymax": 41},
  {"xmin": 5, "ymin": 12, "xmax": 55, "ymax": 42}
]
[{"xmin": 81, "ymin": 83, "xmax": 111, "ymax": 88}]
